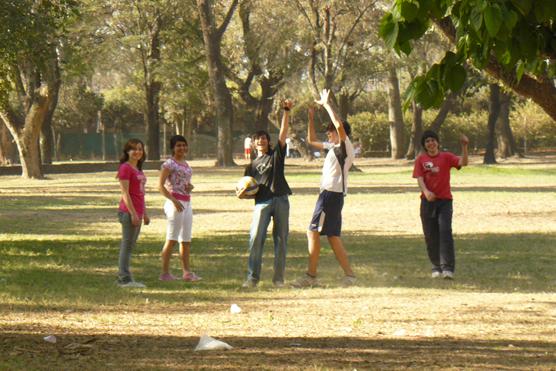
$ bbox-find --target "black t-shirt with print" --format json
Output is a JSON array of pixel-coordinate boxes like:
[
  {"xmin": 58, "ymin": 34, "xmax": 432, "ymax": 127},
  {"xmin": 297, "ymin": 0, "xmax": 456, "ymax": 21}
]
[{"xmin": 244, "ymin": 142, "xmax": 291, "ymax": 202}]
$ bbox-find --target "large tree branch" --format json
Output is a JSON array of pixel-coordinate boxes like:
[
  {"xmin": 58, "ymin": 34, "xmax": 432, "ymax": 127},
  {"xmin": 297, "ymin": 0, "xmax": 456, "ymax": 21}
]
[
  {"xmin": 434, "ymin": 17, "xmax": 556, "ymax": 121},
  {"xmin": 216, "ymin": 0, "xmax": 239, "ymax": 41}
]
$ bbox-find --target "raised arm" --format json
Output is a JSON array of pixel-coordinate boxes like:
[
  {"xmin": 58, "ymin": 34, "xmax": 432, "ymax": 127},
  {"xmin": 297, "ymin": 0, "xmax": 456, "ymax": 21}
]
[
  {"xmin": 459, "ymin": 134, "xmax": 469, "ymax": 167},
  {"xmin": 315, "ymin": 89, "xmax": 347, "ymax": 141},
  {"xmin": 307, "ymin": 106, "xmax": 324, "ymax": 150},
  {"xmin": 278, "ymin": 99, "xmax": 293, "ymax": 147}
]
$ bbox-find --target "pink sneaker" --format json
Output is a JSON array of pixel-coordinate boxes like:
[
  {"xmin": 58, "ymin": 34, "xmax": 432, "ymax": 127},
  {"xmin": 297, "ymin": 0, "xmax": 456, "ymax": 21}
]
[
  {"xmin": 183, "ymin": 272, "xmax": 202, "ymax": 282},
  {"xmin": 159, "ymin": 273, "xmax": 176, "ymax": 281}
]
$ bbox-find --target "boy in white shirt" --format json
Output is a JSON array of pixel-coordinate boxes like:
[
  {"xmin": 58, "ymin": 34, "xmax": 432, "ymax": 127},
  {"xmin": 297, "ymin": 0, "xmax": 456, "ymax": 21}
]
[{"xmin": 293, "ymin": 89, "xmax": 356, "ymax": 288}]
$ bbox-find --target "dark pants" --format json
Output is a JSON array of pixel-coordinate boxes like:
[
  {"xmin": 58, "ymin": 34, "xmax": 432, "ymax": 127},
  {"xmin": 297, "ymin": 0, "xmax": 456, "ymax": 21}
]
[{"xmin": 420, "ymin": 199, "xmax": 455, "ymax": 273}]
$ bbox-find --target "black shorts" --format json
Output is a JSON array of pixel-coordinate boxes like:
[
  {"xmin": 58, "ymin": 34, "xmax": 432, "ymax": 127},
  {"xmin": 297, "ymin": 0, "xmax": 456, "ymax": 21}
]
[{"xmin": 308, "ymin": 190, "xmax": 344, "ymax": 237}]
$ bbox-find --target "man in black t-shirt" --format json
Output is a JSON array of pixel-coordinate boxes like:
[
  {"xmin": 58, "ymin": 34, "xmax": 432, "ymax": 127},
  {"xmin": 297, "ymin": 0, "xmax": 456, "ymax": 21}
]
[{"xmin": 236, "ymin": 100, "xmax": 293, "ymax": 288}]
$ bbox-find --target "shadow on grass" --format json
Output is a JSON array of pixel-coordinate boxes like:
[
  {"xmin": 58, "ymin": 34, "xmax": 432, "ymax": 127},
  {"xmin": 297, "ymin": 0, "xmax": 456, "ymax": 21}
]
[
  {"xmin": 1, "ymin": 332, "xmax": 555, "ymax": 370},
  {"xmin": 0, "ymin": 231, "xmax": 555, "ymax": 312}
]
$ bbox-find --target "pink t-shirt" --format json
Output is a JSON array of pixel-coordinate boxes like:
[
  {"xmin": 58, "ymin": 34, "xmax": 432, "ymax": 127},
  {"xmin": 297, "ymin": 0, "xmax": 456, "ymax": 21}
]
[
  {"xmin": 162, "ymin": 158, "xmax": 192, "ymax": 201},
  {"xmin": 118, "ymin": 162, "xmax": 146, "ymax": 217},
  {"xmin": 413, "ymin": 151, "xmax": 461, "ymax": 200}
]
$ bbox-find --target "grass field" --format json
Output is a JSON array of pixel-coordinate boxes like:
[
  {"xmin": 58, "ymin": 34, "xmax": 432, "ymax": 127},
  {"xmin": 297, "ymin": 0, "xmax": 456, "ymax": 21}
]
[{"xmin": 1, "ymin": 156, "xmax": 555, "ymax": 370}]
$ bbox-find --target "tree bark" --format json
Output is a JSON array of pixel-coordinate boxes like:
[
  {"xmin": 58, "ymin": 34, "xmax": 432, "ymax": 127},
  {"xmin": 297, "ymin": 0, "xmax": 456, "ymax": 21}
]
[
  {"xmin": 142, "ymin": 17, "xmax": 162, "ymax": 160},
  {"xmin": 0, "ymin": 51, "xmax": 60, "ymax": 178},
  {"xmin": 196, "ymin": 0, "xmax": 237, "ymax": 167},
  {"xmin": 484, "ymin": 83, "xmax": 499, "ymax": 164},
  {"xmin": 387, "ymin": 67, "xmax": 405, "ymax": 159},
  {"xmin": 429, "ymin": 92, "xmax": 456, "ymax": 132},
  {"xmin": 406, "ymin": 101, "xmax": 423, "ymax": 160},
  {"xmin": 496, "ymin": 90, "xmax": 518, "ymax": 158},
  {"xmin": 0, "ymin": 122, "xmax": 17, "ymax": 165},
  {"xmin": 39, "ymin": 87, "xmax": 59, "ymax": 165}
]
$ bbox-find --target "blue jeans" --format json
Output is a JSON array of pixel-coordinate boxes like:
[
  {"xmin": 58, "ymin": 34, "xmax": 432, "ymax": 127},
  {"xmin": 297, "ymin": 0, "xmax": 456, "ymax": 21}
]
[
  {"xmin": 118, "ymin": 212, "xmax": 142, "ymax": 283},
  {"xmin": 420, "ymin": 199, "xmax": 455, "ymax": 273},
  {"xmin": 247, "ymin": 195, "xmax": 290, "ymax": 283}
]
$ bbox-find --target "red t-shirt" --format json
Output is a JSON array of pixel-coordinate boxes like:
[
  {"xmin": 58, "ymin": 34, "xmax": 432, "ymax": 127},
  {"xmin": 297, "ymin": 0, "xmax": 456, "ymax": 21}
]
[
  {"xmin": 413, "ymin": 151, "xmax": 461, "ymax": 200},
  {"xmin": 117, "ymin": 162, "xmax": 146, "ymax": 217}
]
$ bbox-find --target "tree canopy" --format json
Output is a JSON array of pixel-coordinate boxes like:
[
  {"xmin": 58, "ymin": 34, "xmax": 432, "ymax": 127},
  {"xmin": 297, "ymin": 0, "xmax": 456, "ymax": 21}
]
[{"xmin": 380, "ymin": 0, "xmax": 556, "ymax": 120}]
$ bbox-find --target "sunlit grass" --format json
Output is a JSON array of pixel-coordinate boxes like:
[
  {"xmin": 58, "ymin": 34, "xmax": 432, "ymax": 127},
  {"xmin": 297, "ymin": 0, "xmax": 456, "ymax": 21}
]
[{"xmin": 1, "ymin": 158, "xmax": 555, "ymax": 369}]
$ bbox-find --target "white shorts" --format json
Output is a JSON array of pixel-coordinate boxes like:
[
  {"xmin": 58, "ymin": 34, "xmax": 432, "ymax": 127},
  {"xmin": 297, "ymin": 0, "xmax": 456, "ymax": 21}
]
[{"xmin": 164, "ymin": 199, "xmax": 193, "ymax": 243}]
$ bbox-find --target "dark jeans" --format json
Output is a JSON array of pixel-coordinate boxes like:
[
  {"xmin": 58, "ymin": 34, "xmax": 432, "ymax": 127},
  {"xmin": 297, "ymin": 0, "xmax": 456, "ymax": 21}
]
[{"xmin": 420, "ymin": 199, "xmax": 455, "ymax": 273}]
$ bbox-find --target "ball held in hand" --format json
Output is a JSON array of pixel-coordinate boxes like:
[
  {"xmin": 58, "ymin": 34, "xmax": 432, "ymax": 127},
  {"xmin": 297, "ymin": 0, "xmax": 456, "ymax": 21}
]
[{"xmin": 236, "ymin": 176, "xmax": 259, "ymax": 196}]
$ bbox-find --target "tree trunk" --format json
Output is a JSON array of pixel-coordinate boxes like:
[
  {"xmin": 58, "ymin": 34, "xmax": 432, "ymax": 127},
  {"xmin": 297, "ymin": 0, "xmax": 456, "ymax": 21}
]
[
  {"xmin": 254, "ymin": 77, "xmax": 276, "ymax": 132},
  {"xmin": 2, "ymin": 98, "xmax": 48, "ymax": 178},
  {"xmin": 484, "ymin": 83, "xmax": 499, "ymax": 164},
  {"xmin": 429, "ymin": 92, "xmax": 456, "ymax": 132},
  {"xmin": 496, "ymin": 90, "xmax": 518, "ymax": 158},
  {"xmin": 406, "ymin": 101, "xmax": 423, "ymax": 160},
  {"xmin": 0, "ymin": 122, "xmax": 17, "ymax": 165},
  {"xmin": 144, "ymin": 80, "xmax": 161, "ymax": 160},
  {"xmin": 197, "ymin": 0, "xmax": 237, "ymax": 167},
  {"xmin": 40, "ymin": 110, "xmax": 55, "ymax": 164},
  {"xmin": 143, "ymin": 17, "xmax": 162, "ymax": 161},
  {"xmin": 0, "ymin": 52, "xmax": 60, "ymax": 178},
  {"xmin": 387, "ymin": 67, "xmax": 405, "ymax": 159}
]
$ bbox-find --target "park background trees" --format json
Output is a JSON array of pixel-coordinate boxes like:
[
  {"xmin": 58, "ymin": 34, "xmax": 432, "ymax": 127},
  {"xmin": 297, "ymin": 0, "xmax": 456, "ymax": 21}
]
[{"xmin": 1, "ymin": 0, "xmax": 555, "ymax": 177}]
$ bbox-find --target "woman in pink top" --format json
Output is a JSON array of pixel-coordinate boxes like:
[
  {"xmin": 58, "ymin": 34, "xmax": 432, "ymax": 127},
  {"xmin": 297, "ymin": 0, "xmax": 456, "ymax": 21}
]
[
  {"xmin": 158, "ymin": 135, "xmax": 201, "ymax": 282},
  {"xmin": 116, "ymin": 138, "xmax": 150, "ymax": 288}
]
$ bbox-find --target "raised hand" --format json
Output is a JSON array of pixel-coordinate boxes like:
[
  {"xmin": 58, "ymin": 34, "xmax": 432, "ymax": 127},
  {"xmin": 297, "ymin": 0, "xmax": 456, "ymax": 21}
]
[
  {"xmin": 460, "ymin": 134, "xmax": 469, "ymax": 146},
  {"xmin": 282, "ymin": 99, "xmax": 293, "ymax": 110},
  {"xmin": 315, "ymin": 89, "xmax": 330, "ymax": 106}
]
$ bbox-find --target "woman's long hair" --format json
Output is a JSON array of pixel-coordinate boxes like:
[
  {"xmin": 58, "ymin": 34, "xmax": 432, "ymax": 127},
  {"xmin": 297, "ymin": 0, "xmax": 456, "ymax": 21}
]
[{"xmin": 119, "ymin": 138, "xmax": 147, "ymax": 170}]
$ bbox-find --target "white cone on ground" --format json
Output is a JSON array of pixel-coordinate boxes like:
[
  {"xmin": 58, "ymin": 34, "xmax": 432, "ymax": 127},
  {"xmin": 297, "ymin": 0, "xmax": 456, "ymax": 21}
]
[
  {"xmin": 194, "ymin": 335, "xmax": 233, "ymax": 351},
  {"xmin": 43, "ymin": 335, "xmax": 57, "ymax": 343}
]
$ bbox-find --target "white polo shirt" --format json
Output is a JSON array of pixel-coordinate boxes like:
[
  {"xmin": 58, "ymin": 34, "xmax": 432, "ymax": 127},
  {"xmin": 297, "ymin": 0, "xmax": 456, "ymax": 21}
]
[{"xmin": 320, "ymin": 137, "xmax": 354, "ymax": 194}]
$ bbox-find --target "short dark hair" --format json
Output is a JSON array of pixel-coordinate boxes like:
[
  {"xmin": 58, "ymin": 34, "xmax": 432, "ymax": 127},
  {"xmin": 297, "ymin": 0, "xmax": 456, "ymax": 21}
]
[
  {"xmin": 170, "ymin": 135, "xmax": 187, "ymax": 151},
  {"xmin": 421, "ymin": 130, "xmax": 439, "ymax": 148},
  {"xmin": 326, "ymin": 121, "xmax": 351, "ymax": 137},
  {"xmin": 252, "ymin": 130, "xmax": 270, "ymax": 142}
]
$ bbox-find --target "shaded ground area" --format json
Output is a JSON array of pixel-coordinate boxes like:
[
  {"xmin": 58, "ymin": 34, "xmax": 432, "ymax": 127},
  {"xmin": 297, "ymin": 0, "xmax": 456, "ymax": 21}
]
[{"xmin": 2, "ymin": 332, "xmax": 555, "ymax": 370}]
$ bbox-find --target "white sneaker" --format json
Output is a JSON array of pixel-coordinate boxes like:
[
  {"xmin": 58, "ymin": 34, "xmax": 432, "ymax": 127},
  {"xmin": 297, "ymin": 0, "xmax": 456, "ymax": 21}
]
[
  {"xmin": 291, "ymin": 274, "xmax": 320, "ymax": 288},
  {"xmin": 241, "ymin": 279, "xmax": 257, "ymax": 289},
  {"xmin": 442, "ymin": 271, "xmax": 454, "ymax": 280},
  {"xmin": 341, "ymin": 275, "xmax": 357, "ymax": 287},
  {"xmin": 118, "ymin": 281, "xmax": 146, "ymax": 288},
  {"xmin": 431, "ymin": 271, "xmax": 441, "ymax": 278}
]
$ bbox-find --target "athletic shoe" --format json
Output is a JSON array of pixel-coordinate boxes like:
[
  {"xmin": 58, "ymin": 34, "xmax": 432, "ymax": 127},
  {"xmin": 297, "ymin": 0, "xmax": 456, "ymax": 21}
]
[
  {"xmin": 273, "ymin": 281, "xmax": 285, "ymax": 288},
  {"xmin": 159, "ymin": 273, "xmax": 176, "ymax": 281},
  {"xmin": 341, "ymin": 275, "xmax": 357, "ymax": 287},
  {"xmin": 241, "ymin": 279, "xmax": 257, "ymax": 289},
  {"xmin": 431, "ymin": 271, "xmax": 441, "ymax": 278},
  {"xmin": 291, "ymin": 274, "xmax": 320, "ymax": 288},
  {"xmin": 183, "ymin": 272, "xmax": 202, "ymax": 282},
  {"xmin": 118, "ymin": 281, "xmax": 146, "ymax": 288},
  {"xmin": 442, "ymin": 271, "xmax": 454, "ymax": 280}
]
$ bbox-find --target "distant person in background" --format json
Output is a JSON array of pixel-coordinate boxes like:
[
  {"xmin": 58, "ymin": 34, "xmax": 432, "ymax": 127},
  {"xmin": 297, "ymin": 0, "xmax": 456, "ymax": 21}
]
[
  {"xmin": 293, "ymin": 89, "xmax": 356, "ymax": 288},
  {"xmin": 158, "ymin": 135, "xmax": 201, "ymax": 282},
  {"xmin": 413, "ymin": 130, "xmax": 469, "ymax": 280},
  {"xmin": 244, "ymin": 136, "xmax": 252, "ymax": 160},
  {"xmin": 236, "ymin": 99, "xmax": 293, "ymax": 289},
  {"xmin": 116, "ymin": 138, "xmax": 149, "ymax": 288}
]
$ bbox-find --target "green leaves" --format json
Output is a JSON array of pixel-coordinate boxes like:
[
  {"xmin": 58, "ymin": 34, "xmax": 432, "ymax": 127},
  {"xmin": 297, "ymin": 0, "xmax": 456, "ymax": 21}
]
[
  {"xmin": 510, "ymin": 0, "xmax": 532, "ymax": 16},
  {"xmin": 379, "ymin": 13, "xmax": 399, "ymax": 49},
  {"xmin": 484, "ymin": 4, "xmax": 502, "ymax": 37}
]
